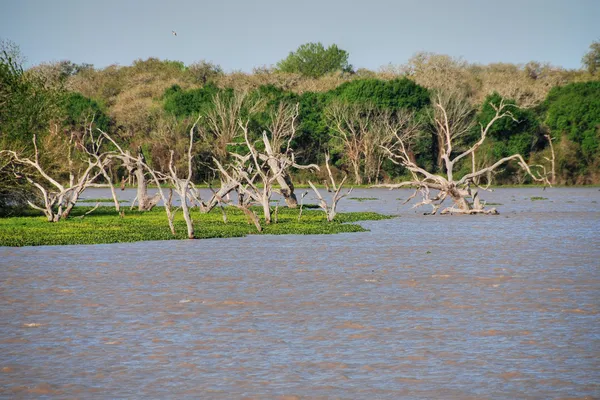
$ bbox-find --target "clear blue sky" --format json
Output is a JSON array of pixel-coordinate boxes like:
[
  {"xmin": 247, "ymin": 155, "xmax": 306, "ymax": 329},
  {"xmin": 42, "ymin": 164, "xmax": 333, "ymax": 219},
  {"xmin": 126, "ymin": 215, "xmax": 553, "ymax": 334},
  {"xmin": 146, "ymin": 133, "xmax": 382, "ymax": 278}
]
[{"xmin": 1, "ymin": 0, "xmax": 598, "ymax": 71}]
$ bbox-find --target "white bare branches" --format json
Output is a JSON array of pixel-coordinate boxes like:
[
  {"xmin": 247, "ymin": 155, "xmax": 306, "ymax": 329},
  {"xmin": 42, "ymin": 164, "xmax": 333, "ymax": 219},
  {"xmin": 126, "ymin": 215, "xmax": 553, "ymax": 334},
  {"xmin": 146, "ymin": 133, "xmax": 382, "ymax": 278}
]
[
  {"xmin": 379, "ymin": 91, "xmax": 550, "ymax": 215},
  {"xmin": 1, "ymin": 130, "xmax": 108, "ymax": 221},
  {"xmin": 325, "ymin": 101, "xmax": 396, "ymax": 185},
  {"xmin": 203, "ymin": 91, "xmax": 248, "ymax": 162},
  {"xmin": 99, "ymin": 129, "xmax": 176, "ymax": 234},
  {"xmin": 164, "ymin": 115, "xmax": 202, "ymax": 238},
  {"xmin": 308, "ymin": 153, "xmax": 353, "ymax": 222}
]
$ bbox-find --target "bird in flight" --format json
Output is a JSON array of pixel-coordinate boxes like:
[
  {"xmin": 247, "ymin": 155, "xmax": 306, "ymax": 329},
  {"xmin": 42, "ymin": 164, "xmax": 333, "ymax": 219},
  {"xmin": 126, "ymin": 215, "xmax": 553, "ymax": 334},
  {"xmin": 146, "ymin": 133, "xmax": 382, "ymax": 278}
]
[{"xmin": 172, "ymin": 30, "xmax": 177, "ymax": 36}]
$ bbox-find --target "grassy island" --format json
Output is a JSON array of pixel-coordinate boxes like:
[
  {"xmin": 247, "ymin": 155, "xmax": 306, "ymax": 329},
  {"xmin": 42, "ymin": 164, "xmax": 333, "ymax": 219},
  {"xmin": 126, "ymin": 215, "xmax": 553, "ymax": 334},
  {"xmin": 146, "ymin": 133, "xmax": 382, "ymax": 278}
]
[{"xmin": 0, "ymin": 206, "xmax": 392, "ymax": 247}]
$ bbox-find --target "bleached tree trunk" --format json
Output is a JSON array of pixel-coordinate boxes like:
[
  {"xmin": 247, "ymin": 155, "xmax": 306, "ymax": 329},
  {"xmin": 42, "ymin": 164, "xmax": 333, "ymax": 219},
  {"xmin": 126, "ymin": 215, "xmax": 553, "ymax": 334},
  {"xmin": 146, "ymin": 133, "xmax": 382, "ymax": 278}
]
[
  {"xmin": 544, "ymin": 133, "xmax": 556, "ymax": 185},
  {"xmin": 308, "ymin": 153, "xmax": 353, "ymax": 222},
  {"xmin": 262, "ymin": 102, "xmax": 312, "ymax": 208},
  {"xmin": 211, "ymin": 157, "xmax": 264, "ymax": 232},
  {"xmin": 378, "ymin": 91, "xmax": 550, "ymax": 215},
  {"xmin": 206, "ymin": 100, "xmax": 317, "ymax": 226},
  {"xmin": 265, "ymin": 156, "xmax": 297, "ymax": 207},
  {"xmin": 133, "ymin": 152, "xmax": 161, "ymax": 211},
  {"xmin": 165, "ymin": 116, "xmax": 202, "ymax": 239},
  {"xmin": 103, "ymin": 168, "xmax": 120, "ymax": 212},
  {"xmin": 2, "ymin": 136, "xmax": 106, "ymax": 221},
  {"xmin": 82, "ymin": 122, "xmax": 121, "ymax": 212},
  {"xmin": 99, "ymin": 130, "xmax": 176, "ymax": 235},
  {"xmin": 196, "ymin": 180, "xmax": 237, "ymax": 213},
  {"xmin": 351, "ymin": 160, "xmax": 362, "ymax": 185}
]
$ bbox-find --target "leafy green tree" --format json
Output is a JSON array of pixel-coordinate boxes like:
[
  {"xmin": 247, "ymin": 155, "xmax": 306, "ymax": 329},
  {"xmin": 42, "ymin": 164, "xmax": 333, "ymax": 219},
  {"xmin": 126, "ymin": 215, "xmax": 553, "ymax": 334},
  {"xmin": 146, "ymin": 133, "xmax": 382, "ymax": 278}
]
[
  {"xmin": 64, "ymin": 92, "xmax": 110, "ymax": 132},
  {"xmin": 544, "ymin": 82, "xmax": 600, "ymax": 157},
  {"xmin": 582, "ymin": 40, "xmax": 600, "ymax": 75},
  {"xmin": 163, "ymin": 83, "xmax": 223, "ymax": 117},
  {"xmin": 543, "ymin": 82, "xmax": 600, "ymax": 181},
  {"xmin": 333, "ymin": 78, "xmax": 430, "ymax": 110},
  {"xmin": 477, "ymin": 92, "xmax": 542, "ymax": 159},
  {"xmin": 455, "ymin": 93, "xmax": 544, "ymax": 183},
  {"xmin": 276, "ymin": 42, "xmax": 352, "ymax": 78},
  {"xmin": 0, "ymin": 41, "xmax": 62, "ymax": 149}
]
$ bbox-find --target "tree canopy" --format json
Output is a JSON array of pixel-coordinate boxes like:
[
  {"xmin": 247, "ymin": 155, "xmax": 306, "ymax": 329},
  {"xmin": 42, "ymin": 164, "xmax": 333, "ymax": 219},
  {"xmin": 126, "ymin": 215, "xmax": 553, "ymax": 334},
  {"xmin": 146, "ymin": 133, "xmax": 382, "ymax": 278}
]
[
  {"xmin": 582, "ymin": 40, "xmax": 600, "ymax": 75},
  {"xmin": 333, "ymin": 78, "xmax": 430, "ymax": 110},
  {"xmin": 276, "ymin": 42, "xmax": 352, "ymax": 78},
  {"xmin": 544, "ymin": 81, "xmax": 600, "ymax": 161}
]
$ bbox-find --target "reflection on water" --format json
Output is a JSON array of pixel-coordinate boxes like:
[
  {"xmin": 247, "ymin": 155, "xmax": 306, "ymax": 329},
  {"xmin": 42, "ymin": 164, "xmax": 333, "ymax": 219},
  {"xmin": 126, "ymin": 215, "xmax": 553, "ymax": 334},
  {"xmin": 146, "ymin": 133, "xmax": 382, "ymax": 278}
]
[{"xmin": 1, "ymin": 188, "xmax": 599, "ymax": 398}]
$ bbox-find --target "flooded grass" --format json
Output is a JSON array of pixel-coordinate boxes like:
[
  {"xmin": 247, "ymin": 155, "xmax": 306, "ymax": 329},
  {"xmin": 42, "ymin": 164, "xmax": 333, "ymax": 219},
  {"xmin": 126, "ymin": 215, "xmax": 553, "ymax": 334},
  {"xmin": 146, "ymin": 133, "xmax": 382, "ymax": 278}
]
[{"xmin": 0, "ymin": 206, "xmax": 392, "ymax": 247}]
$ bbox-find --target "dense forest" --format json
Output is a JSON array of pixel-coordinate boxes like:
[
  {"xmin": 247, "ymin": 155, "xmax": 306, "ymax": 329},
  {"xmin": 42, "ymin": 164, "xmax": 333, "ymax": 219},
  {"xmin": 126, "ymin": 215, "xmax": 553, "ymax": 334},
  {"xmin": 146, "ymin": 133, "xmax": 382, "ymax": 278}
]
[{"xmin": 1, "ymin": 40, "xmax": 600, "ymax": 211}]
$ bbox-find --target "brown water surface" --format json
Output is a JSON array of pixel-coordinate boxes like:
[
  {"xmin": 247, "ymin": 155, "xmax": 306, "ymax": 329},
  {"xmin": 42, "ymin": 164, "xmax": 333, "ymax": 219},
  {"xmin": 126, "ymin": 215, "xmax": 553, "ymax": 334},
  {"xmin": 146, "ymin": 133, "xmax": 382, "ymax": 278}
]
[{"xmin": 1, "ymin": 188, "xmax": 599, "ymax": 398}]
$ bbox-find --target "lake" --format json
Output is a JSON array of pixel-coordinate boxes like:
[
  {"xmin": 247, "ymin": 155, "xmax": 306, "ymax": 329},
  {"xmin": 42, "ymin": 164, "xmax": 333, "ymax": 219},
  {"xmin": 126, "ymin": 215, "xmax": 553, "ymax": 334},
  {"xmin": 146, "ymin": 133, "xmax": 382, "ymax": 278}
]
[{"xmin": 1, "ymin": 187, "xmax": 599, "ymax": 398}]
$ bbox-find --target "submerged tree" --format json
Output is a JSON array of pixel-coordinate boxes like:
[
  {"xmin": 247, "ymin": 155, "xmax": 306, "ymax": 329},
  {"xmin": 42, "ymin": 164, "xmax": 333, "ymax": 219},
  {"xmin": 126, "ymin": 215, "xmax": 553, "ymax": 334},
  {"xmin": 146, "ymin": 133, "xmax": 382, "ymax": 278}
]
[
  {"xmin": 200, "ymin": 96, "xmax": 317, "ymax": 216},
  {"xmin": 308, "ymin": 153, "xmax": 352, "ymax": 222},
  {"xmin": 100, "ymin": 117, "xmax": 204, "ymax": 239},
  {"xmin": 1, "ymin": 126, "xmax": 109, "ymax": 221},
  {"xmin": 379, "ymin": 91, "xmax": 549, "ymax": 215},
  {"xmin": 210, "ymin": 109, "xmax": 318, "ymax": 225}
]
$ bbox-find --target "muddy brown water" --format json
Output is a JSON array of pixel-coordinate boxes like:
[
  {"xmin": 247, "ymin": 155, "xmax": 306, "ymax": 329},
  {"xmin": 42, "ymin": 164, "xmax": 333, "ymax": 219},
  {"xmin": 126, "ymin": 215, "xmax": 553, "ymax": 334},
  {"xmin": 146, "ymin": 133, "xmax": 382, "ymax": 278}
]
[{"xmin": 1, "ymin": 188, "xmax": 599, "ymax": 399}]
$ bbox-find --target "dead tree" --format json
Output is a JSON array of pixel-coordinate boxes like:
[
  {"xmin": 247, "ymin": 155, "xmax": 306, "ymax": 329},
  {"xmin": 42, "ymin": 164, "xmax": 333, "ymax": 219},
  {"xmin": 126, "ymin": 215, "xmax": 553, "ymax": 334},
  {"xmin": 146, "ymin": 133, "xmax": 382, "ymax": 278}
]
[
  {"xmin": 1, "ymin": 131, "xmax": 106, "ymax": 222},
  {"xmin": 325, "ymin": 101, "xmax": 392, "ymax": 185},
  {"xmin": 100, "ymin": 130, "xmax": 177, "ymax": 235},
  {"xmin": 130, "ymin": 148, "xmax": 161, "ymax": 211},
  {"xmin": 211, "ymin": 155, "xmax": 263, "ymax": 231},
  {"xmin": 234, "ymin": 124, "xmax": 284, "ymax": 224},
  {"xmin": 308, "ymin": 153, "xmax": 353, "ymax": 222},
  {"xmin": 164, "ymin": 116, "xmax": 201, "ymax": 239},
  {"xmin": 378, "ymin": 91, "xmax": 549, "ymax": 215},
  {"xmin": 203, "ymin": 91, "xmax": 248, "ymax": 163},
  {"xmin": 81, "ymin": 120, "xmax": 121, "ymax": 211},
  {"xmin": 238, "ymin": 116, "xmax": 319, "ymax": 223},
  {"xmin": 544, "ymin": 133, "xmax": 556, "ymax": 185},
  {"xmin": 207, "ymin": 115, "xmax": 317, "ymax": 226},
  {"xmin": 205, "ymin": 99, "xmax": 310, "ymax": 208},
  {"xmin": 261, "ymin": 102, "xmax": 303, "ymax": 207},
  {"xmin": 199, "ymin": 101, "xmax": 317, "ymax": 215}
]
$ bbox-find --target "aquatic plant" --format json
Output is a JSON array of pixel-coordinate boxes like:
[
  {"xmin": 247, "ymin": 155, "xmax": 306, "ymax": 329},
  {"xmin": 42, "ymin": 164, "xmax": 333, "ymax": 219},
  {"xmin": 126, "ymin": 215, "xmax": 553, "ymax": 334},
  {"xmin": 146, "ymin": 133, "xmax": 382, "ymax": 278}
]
[{"xmin": 0, "ymin": 206, "xmax": 391, "ymax": 247}]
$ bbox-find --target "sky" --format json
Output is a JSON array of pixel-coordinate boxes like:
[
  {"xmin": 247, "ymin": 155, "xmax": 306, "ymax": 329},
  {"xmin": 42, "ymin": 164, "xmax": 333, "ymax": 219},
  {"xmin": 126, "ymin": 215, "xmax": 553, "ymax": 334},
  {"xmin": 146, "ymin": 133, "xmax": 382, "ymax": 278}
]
[{"xmin": 1, "ymin": 0, "xmax": 599, "ymax": 72}]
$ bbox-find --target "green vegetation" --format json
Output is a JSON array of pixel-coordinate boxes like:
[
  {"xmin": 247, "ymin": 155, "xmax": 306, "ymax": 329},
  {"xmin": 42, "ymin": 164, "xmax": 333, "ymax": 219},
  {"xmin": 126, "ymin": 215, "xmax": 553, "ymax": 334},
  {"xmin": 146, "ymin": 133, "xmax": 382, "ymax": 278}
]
[
  {"xmin": 1, "ymin": 38, "xmax": 600, "ymax": 227},
  {"xmin": 543, "ymin": 81, "xmax": 600, "ymax": 182},
  {"xmin": 276, "ymin": 42, "xmax": 352, "ymax": 78},
  {"xmin": 0, "ymin": 206, "xmax": 392, "ymax": 247},
  {"xmin": 349, "ymin": 197, "xmax": 379, "ymax": 202},
  {"xmin": 530, "ymin": 196, "xmax": 549, "ymax": 201},
  {"xmin": 333, "ymin": 78, "xmax": 430, "ymax": 110},
  {"xmin": 582, "ymin": 40, "xmax": 600, "ymax": 75},
  {"xmin": 79, "ymin": 198, "xmax": 129, "ymax": 203}
]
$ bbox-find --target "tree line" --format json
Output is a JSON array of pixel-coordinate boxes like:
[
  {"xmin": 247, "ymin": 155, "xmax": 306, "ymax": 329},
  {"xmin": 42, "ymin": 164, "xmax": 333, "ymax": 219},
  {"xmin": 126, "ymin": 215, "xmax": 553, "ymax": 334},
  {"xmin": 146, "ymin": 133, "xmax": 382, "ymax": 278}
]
[{"xmin": 1, "ymin": 40, "xmax": 599, "ymax": 216}]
